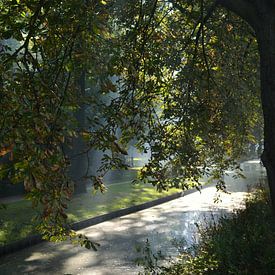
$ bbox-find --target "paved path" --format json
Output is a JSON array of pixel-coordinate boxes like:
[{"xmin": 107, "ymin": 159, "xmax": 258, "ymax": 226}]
[{"xmin": 0, "ymin": 161, "xmax": 266, "ymax": 275}]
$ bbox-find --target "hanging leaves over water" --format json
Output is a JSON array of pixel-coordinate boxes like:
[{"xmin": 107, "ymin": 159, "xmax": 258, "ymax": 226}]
[{"xmin": 0, "ymin": 0, "xmax": 262, "ymax": 244}]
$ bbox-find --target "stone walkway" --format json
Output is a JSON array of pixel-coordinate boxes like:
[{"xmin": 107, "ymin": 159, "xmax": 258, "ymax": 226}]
[{"xmin": 0, "ymin": 161, "xmax": 266, "ymax": 275}]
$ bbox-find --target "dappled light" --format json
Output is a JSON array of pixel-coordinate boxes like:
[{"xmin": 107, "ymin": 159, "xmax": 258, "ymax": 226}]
[{"xmin": 1, "ymin": 0, "xmax": 273, "ymax": 273}]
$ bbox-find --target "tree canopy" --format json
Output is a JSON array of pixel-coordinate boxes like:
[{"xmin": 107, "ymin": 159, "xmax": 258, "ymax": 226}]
[{"xmin": 0, "ymin": 0, "xmax": 264, "ymax": 244}]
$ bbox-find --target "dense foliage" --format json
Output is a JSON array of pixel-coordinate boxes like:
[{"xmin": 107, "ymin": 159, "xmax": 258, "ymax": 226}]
[
  {"xmin": 96, "ymin": 1, "xmax": 262, "ymax": 192},
  {"xmin": 0, "ymin": 0, "xmax": 262, "ymax": 242},
  {"xmin": 0, "ymin": 0, "xmax": 112, "ymax": 246}
]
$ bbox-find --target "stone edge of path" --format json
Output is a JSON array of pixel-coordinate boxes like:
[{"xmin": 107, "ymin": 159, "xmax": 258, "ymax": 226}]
[{"xmin": 0, "ymin": 188, "xmax": 199, "ymax": 257}]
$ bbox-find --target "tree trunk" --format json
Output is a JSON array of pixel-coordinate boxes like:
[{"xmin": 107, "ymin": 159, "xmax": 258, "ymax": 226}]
[
  {"xmin": 256, "ymin": 9, "xmax": 275, "ymax": 213},
  {"xmin": 68, "ymin": 70, "xmax": 87, "ymax": 194}
]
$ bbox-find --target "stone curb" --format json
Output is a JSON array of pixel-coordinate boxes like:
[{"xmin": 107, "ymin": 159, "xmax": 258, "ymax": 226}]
[{"xmin": 0, "ymin": 188, "xmax": 200, "ymax": 257}]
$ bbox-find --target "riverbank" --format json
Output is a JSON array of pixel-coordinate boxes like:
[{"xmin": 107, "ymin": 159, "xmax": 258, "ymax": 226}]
[
  {"xmin": 0, "ymin": 166, "xmax": 259, "ymax": 274},
  {"xmin": 158, "ymin": 187, "xmax": 275, "ymax": 274}
]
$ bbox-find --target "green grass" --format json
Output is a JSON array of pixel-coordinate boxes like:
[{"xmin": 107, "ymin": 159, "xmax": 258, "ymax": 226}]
[
  {"xmin": 0, "ymin": 199, "xmax": 38, "ymax": 245},
  {"xmin": 0, "ymin": 181, "xmax": 180, "ymax": 246},
  {"xmin": 68, "ymin": 182, "xmax": 179, "ymax": 222}
]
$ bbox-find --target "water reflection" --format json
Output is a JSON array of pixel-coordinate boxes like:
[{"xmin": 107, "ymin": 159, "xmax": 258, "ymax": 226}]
[{"xmin": 134, "ymin": 159, "xmax": 267, "ymax": 262}]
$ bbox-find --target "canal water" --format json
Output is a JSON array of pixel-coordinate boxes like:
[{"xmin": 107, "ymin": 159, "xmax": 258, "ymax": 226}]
[{"xmin": 0, "ymin": 160, "xmax": 267, "ymax": 274}]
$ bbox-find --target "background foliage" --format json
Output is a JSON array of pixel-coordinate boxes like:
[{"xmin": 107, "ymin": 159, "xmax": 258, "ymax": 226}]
[{"xmin": 0, "ymin": 0, "xmax": 263, "ymax": 241}]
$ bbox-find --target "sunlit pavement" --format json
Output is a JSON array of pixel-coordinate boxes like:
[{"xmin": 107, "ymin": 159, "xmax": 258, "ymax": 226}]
[{"xmin": 0, "ymin": 160, "xmax": 266, "ymax": 275}]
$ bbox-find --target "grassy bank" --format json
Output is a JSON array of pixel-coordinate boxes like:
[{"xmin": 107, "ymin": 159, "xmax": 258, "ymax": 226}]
[
  {"xmin": 0, "ymin": 181, "xmax": 180, "ymax": 246},
  {"xmin": 144, "ymin": 188, "xmax": 275, "ymax": 274}
]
